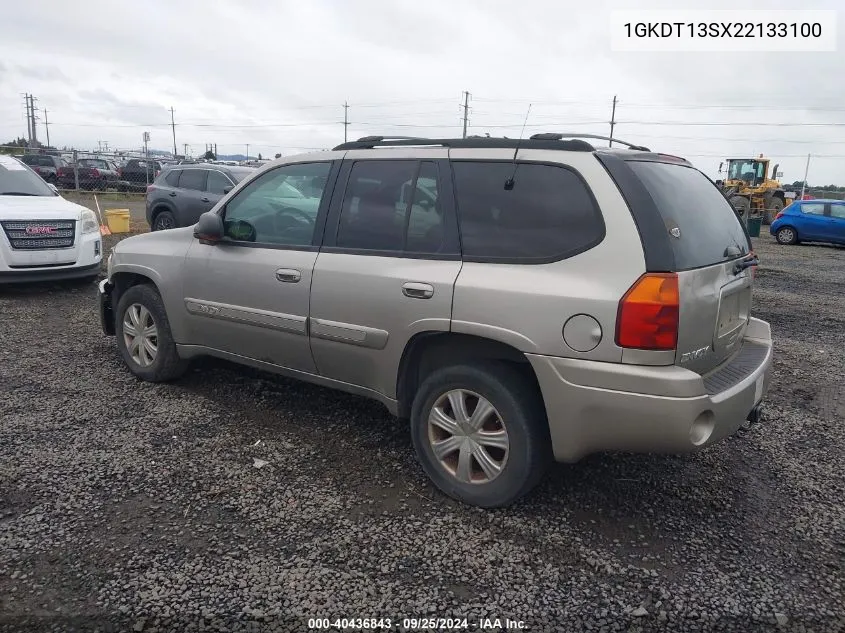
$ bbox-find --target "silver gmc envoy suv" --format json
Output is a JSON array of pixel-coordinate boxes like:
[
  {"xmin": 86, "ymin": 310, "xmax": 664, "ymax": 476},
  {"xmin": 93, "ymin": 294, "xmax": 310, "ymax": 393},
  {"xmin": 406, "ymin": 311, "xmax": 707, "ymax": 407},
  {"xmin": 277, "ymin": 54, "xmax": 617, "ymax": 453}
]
[{"xmin": 98, "ymin": 133, "xmax": 773, "ymax": 508}]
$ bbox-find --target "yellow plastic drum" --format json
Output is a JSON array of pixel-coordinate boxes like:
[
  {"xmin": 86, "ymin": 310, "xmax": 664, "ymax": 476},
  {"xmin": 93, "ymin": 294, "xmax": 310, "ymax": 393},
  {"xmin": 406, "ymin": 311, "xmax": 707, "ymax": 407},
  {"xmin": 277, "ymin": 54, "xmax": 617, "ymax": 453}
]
[{"xmin": 105, "ymin": 209, "xmax": 131, "ymax": 233}]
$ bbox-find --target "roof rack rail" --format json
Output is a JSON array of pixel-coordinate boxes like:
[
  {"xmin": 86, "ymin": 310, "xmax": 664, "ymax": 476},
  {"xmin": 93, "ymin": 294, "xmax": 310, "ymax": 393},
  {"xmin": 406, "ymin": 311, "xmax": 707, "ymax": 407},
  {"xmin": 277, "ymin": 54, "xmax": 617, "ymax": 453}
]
[
  {"xmin": 529, "ymin": 132, "xmax": 650, "ymax": 152},
  {"xmin": 332, "ymin": 136, "xmax": 596, "ymax": 152}
]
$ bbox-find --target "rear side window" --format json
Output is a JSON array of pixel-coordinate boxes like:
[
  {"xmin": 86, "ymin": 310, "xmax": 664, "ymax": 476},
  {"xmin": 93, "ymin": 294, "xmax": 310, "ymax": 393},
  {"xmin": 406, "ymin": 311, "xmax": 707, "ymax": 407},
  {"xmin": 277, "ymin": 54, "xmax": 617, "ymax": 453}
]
[
  {"xmin": 451, "ymin": 162, "xmax": 604, "ymax": 261},
  {"xmin": 164, "ymin": 170, "xmax": 181, "ymax": 187},
  {"xmin": 628, "ymin": 161, "xmax": 750, "ymax": 270}
]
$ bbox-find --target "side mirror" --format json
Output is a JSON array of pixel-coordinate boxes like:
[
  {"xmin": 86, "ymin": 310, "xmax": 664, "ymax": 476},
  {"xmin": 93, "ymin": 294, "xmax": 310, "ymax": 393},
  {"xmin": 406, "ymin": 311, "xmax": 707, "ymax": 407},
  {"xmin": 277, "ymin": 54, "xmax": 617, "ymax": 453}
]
[
  {"xmin": 718, "ymin": 162, "xmax": 724, "ymax": 173},
  {"xmin": 194, "ymin": 211, "xmax": 224, "ymax": 243},
  {"xmin": 48, "ymin": 183, "xmax": 59, "ymax": 194},
  {"xmin": 223, "ymin": 186, "xmax": 233, "ymax": 194}
]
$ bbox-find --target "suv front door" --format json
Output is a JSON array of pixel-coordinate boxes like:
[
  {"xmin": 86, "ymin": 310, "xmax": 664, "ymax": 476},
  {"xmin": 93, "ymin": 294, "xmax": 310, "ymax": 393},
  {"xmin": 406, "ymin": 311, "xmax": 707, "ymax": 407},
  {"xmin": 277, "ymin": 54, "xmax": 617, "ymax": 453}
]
[
  {"xmin": 181, "ymin": 160, "xmax": 339, "ymax": 372},
  {"xmin": 309, "ymin": 154, "xmax": 462, "ymax": 400}
]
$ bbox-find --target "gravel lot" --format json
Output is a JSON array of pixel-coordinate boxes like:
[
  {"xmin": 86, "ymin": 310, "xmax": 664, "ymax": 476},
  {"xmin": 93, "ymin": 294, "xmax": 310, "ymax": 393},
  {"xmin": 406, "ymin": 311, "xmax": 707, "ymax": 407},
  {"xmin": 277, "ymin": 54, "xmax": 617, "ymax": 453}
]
[{"xmin": 0, "ymin": 234, "xmax": 843, "ymax": 633}]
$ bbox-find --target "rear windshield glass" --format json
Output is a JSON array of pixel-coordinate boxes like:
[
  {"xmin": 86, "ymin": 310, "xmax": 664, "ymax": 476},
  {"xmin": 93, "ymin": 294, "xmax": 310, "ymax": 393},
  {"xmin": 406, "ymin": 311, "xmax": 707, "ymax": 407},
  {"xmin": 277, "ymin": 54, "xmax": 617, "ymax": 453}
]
[{"xmin": 629, "ymin": 161, "xmax": 750, "ymax": 270}]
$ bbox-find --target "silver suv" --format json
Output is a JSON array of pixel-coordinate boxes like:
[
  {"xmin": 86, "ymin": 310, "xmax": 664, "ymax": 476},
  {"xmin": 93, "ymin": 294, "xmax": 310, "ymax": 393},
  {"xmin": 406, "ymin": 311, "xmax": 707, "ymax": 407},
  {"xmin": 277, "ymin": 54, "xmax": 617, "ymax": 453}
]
[{"xmin": 97, "ymin": 134, "xmax": 773, "ymax": 508}]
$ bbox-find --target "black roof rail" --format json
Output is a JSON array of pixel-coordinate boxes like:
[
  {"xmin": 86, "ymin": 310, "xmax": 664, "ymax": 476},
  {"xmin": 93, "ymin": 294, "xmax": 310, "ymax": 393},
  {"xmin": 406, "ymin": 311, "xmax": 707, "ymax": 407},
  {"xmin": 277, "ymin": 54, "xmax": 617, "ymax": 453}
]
[
  {"xmin": 332, "ymin": 136, "xmax": 596, "ymax": 152},
  {"xmin": 529, "ymin": 132, "xmax": 651, "ymax": 152}
]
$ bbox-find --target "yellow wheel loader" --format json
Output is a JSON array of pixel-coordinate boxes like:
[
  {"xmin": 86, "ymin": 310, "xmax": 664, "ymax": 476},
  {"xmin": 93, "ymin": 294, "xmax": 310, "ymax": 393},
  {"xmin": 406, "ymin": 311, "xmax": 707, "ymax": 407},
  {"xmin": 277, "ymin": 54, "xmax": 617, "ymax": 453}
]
[{"xmin": 716, "ymin": 155, "xmax": 787, "ymax": 225}]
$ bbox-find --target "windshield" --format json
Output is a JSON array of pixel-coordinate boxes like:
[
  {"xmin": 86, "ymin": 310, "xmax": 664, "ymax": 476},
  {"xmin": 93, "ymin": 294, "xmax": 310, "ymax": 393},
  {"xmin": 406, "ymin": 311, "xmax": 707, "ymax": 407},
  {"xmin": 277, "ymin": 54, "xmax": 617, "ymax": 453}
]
[
  {"xmin": 0, "ymin": 155, "xmax": 57, "ymax": 196},
  {"xmin": 629, "ymin": 161, "xmax": 750, "ymax": 270}
]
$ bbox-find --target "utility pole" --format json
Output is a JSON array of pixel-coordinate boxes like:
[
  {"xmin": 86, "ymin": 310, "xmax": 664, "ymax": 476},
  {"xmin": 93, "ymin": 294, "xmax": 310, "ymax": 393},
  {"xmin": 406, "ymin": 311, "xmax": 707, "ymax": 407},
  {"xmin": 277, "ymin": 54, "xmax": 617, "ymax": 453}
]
[
  {"xmin": 461, "ymin": 91, "xmax": 471, "ymax": 139},
  {"xmin": 343, "ymin": 101, "xmax": 350, "ymax": 143},
  {"xmin": 43, "ymin": 108, "xmax": 50, "ymax": 147},
  {"xmin": 170, "ymin": 107, "xmax": 177, "ymax": 158},
  {"xmin": 143, "ymin": 132, "xmax": 150, "ymax": 187},
  {"xmin": 246, "ymin": 143, "xmax": 249, "ymax": 161},
  {"xmin": 800, "ymin": 154, "xmax": 811, "ymax": 199},
  {"xmin": 183, "ymin": 143, "xmax": 189, "ymax": 158},
  {"xmin": 609, "ymin": 95, "xmax": 617, "ymax": 147},
  {"xmin": 30, "ymin": 95, "xmax": 38, "ymax": 146},
  {"xmin": 24, "ymin": 95, "xmax": 32, "ymax": 146}
]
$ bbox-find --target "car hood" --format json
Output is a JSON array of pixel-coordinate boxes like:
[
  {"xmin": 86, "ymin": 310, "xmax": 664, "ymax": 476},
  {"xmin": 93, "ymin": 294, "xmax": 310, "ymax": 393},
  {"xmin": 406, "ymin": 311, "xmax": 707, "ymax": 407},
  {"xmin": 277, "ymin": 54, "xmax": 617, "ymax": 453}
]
[
  {"xmin": 0, "ymin": 195, "xmax": 90, "ymax": 220},
  {"xmin": 113, "ymin": 226, "xmax": 195, "ymax": 255}
]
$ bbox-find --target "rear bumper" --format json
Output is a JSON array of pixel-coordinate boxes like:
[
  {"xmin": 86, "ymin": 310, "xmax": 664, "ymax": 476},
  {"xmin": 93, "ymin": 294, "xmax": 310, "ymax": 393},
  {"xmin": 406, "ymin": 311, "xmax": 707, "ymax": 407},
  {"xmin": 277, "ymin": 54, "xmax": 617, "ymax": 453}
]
[{"xmin": 527, "ymin": 317, "xmax": 774, "ymax": 463}]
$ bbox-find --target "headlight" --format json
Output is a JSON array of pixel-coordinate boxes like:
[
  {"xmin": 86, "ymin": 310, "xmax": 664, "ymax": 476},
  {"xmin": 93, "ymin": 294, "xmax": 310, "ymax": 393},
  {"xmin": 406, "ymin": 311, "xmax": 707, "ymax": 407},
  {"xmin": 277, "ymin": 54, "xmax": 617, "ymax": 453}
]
[{"xmin": 80, "ymin": 209, "xmax": 99, "ymax": 234}]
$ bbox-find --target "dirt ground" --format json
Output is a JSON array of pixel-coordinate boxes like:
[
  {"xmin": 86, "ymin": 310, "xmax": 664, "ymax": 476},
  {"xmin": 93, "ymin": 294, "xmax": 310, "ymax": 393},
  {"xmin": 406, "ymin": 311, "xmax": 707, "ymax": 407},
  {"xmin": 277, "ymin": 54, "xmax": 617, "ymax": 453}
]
[{"xmin": 0, "ymin": 232, "xmax": 843, "ymax": 632}]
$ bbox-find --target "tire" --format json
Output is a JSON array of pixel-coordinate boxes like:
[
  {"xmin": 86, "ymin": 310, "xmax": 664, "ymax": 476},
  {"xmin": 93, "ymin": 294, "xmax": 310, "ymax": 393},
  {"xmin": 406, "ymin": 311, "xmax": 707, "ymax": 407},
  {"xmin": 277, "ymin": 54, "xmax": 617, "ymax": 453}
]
[
  {"xmin": 730, "ymin": 196, "xmax": 751, "ymax": 221},
  {"xmin": 152, "ymin": 210, "xmax": 176, "ymax": 231},
  {"xmin": 115, "ymin": 284, "xmax": 188, "ymax": 382},
  {"xmin": 764, "ymin": 197, "xmax": 784, "ymax": 225},
  {"xmin": 776, "ymin": 226, "xmax": 798, "ymax": 245},
  {"xmin": 410, "ymin": 362, "xmax": 551, "ymax": 508}
]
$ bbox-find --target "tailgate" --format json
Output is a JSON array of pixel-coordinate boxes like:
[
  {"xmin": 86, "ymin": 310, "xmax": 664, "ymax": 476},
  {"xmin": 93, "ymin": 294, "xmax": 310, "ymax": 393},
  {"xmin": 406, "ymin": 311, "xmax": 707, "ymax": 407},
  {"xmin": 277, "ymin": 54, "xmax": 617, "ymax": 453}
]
[
  {"xmin": 622, "ymin": 159, "xmax": 755, "ymax": 375},
  {"xmin": 676, "ymin": 261, "xmax": 752, "ymax": 374}
]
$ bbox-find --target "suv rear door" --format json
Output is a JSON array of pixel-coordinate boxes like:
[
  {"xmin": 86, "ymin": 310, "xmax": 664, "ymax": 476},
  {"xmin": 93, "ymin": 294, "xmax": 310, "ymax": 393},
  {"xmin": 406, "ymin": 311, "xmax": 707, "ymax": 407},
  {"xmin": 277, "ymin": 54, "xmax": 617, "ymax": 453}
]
[
  {"xmin": 309, "ymin": 152, "xmax": 462, "ymax": 399},
  {"xmin": 602, "ymin": 154, "xmax": 756, "ymax": 375}
]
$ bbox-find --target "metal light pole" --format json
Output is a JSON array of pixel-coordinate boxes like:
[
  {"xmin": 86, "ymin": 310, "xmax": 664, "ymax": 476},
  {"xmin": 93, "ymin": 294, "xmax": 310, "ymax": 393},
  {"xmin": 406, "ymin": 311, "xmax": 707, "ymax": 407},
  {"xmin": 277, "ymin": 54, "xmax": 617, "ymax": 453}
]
[{"xmin": 800, "ymin": 154, "xmax": 811, "ymax": 199}]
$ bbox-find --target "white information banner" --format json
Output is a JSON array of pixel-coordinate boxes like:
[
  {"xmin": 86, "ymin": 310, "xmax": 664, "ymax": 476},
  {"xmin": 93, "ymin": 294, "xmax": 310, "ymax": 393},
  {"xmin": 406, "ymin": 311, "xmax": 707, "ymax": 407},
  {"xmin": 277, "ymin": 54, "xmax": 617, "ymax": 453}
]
[{"xmin": 611, "ymin": 10, "xmax": 838, "ymax": 52}]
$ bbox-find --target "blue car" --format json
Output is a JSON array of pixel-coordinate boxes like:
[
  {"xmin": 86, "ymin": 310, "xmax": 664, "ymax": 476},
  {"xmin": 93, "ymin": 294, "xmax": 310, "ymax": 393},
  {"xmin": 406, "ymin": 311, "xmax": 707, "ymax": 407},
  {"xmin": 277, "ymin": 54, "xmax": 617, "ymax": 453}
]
[{"xmin": 770, "ymin": 199, "xmax": 845, "ymax": 246}]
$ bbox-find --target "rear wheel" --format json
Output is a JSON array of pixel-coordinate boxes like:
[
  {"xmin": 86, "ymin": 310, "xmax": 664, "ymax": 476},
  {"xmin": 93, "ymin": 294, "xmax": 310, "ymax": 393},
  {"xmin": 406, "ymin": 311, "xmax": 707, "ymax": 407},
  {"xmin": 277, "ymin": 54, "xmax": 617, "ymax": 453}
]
[
  {"xmin": 152, "ymin": 210, "xmax": 176, "ymax": 231},
  {"xmin": 764, "ymin": 197, "xmax": 784, "ymax": 225},
  {"xmin": 776, "ymin": 226, "xmax": 798, "ymax": 245},
  {"xmin": 410, "ymin": 362, "xmax": 551, "ymax": 508},
  {"xmin": 115, "ymin": 284, "xmax": 188, "ymax": 382}
]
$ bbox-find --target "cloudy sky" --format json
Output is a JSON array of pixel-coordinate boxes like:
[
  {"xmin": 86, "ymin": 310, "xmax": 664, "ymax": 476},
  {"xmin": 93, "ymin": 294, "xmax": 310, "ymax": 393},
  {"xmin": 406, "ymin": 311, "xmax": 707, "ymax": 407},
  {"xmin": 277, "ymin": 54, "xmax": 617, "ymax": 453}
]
[{"xmin": 0, "ymin": 0, "xmax": 843, "ymax": 183}]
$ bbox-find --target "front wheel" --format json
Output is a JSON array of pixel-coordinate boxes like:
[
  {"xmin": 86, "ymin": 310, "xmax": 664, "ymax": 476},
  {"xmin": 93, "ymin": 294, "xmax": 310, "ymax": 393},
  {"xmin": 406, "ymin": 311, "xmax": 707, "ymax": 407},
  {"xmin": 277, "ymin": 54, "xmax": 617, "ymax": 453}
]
[
  {"xmin": 152, "ymin": 210, "xmax": 176, "ymax": 231},
  {"xmin": 776, "ymin": 226, "xmax": 798, "ymax": 245},
  {"xmin": 410, "ymin": 362, "xmax": 551, "ymax": 508},
  {"xmin": 115, "ymin": 284, "xmax": 188, "ymax": 382}
]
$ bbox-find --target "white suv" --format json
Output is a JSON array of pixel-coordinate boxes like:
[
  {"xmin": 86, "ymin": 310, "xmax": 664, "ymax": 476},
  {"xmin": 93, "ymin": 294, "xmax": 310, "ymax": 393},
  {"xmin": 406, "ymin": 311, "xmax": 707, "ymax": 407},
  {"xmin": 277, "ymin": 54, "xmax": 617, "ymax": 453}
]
[{"xmin": 0, "ymin": 155, "xmax": 102, "ymax": 283}]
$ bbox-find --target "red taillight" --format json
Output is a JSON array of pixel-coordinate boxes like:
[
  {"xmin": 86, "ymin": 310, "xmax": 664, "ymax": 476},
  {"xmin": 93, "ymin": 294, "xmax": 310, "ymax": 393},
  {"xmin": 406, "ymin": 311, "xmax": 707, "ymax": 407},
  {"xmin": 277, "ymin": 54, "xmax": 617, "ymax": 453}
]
[
  {"xmin": 146, "ymin": 185, "xmax": 156, "ymax": 194},
  {"xmin": 118, "ymin": 168, "xmax": 123, "ymax": 177},
  {"xmin": 616, "ymin": 273, "xmax": 679, "ymax": 351},
  {"xmin": 90, "ymin": 168, "xmax": 100, "ymax": 177},
  {"xmin": 775, "ymin": 212, "xmax": 784, "ymax": 220}
]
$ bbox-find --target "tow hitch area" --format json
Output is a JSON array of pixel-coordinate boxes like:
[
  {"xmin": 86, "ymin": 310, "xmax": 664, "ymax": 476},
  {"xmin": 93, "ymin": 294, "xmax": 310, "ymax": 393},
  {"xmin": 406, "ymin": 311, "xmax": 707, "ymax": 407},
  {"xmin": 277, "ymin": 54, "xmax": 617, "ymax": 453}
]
[{"xmin": 742, "ymin": 403, "xmax": 763, "ymax": 431}]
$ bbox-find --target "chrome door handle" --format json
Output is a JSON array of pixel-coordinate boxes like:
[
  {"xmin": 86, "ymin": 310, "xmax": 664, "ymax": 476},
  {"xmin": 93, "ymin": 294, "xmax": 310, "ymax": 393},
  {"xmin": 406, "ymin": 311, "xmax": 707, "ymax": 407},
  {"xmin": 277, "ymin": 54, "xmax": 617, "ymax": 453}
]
[
  {"xmin": 275, "ymin": 268, "xmax": 301, "ymax": 283},
  {"xmin": 402, "ymin": 282, "xmax": 434, "ymax": 299},
  {"xmin": 201, "ymin": 197, "xmax": 210, "ymax": 203}
]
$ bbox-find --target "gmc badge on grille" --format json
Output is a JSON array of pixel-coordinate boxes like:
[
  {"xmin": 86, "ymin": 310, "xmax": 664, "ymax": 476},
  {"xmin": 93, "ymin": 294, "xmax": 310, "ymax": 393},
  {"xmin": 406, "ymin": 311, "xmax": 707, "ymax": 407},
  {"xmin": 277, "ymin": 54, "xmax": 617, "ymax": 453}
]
[{"xmin": 25, "ymin": 226, "xmax": 57, "ymax": 235}]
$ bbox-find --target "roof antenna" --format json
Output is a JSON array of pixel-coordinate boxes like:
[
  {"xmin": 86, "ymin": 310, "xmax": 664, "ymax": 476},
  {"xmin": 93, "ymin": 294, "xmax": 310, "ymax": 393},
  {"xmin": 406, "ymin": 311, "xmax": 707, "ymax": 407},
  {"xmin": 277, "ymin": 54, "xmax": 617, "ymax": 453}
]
[{"xmin": 504, "ymin": 103, "xmax": 531, "ymax": 190}]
